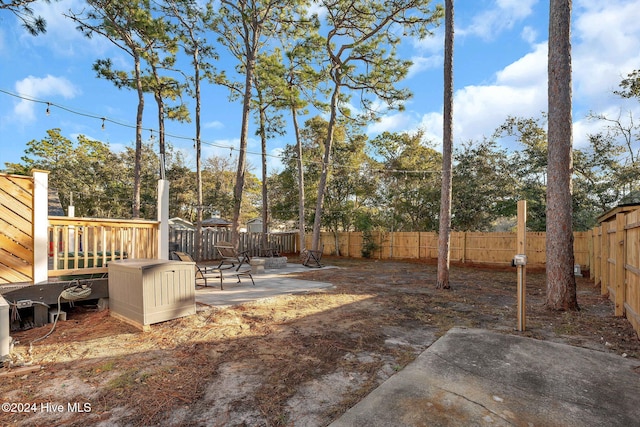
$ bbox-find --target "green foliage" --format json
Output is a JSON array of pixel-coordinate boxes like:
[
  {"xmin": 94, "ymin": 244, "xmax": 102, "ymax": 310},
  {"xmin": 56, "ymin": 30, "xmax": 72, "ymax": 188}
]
[
  {"xmin": 270, "ymin": 116, "xmax": 372, "ymax": 232},
  {"xmin": 495, "ymin": 116, "xmax": 549, "ymax": 231},
  {"xmin": 6, "ymin": 129, "xmax": 143, "ymax": 218},
  {"xmin": 7, "ymin": 129, "xmax": 262, "ymax": 222},
  {"xmin": 370, "ymin": 130, "xmax": 442, "ymax": 232},
  {"xmin": 10, "ymin": 3, "xmax": 640, "ymax": 236},
  {"xmin": 452, "ymin": 139, "xmax": 515, "ymax": 231},
  {"xmin": 2, "ymin": 0, "xmax": 49, "ymax": 35},
  {"xmin": 615, "ymin": 69, "xmax": 640, "ymax": 100},
  {"xmin": 493, "ymin": 112, "xmax": 640, "ymax": 232},
  {"xmin": 355, "ymin": 213, "xmax": 379, "ymax": 258}
]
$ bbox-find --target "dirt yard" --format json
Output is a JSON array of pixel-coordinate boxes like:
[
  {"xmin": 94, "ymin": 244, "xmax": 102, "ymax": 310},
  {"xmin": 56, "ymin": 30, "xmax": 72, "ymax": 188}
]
[{"xmin": 1, "ymin": 258, "xmax": 639, "ymax": 427}]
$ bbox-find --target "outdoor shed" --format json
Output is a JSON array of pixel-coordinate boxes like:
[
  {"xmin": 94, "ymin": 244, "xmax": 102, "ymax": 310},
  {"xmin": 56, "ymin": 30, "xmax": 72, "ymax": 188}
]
[{"xmin": 247, "ymin": 218, "xmax": 263, "ymax": 233}]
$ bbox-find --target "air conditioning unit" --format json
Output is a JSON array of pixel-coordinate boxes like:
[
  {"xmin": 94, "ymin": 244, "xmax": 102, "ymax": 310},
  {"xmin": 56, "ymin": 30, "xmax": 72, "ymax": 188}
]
[{"xmin": 108, "ymin": 259, "xmax": 196, "ymax": 330}]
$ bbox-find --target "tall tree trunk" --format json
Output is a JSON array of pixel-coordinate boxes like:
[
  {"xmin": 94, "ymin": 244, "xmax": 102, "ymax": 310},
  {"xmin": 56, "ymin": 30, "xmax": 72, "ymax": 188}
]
[
  {"xmin": 291, "ymin": 106, "xmax": 306, "ymax": 254},
  {"xmin": 260, "ymin": 106, "xmax": 269, "ymax": 250},
  {"xmin": 311, "ymin": 82, "xmax": 340, "ymax": 251},
  {"xmin": 194, "ymin": 47, "xmax": 203, "ymax": 261},
  {"xmin": 437, "ymin": 0, "xmax": 454, "ymax": 289},
  {"xmin": 153, "ymin": 92, "xmax": 165, "ymax": 174},
  {"xmin": 151, "ymin": 60, "xmax": 166, "ymax": 179},
  {"xmin": 232, "ymin": 53, "xmax": 255, "ymax": 248},
  {"xmin": 133, "ymin": 53, "xmax": 144, "ymax": 219},
  {"xmin": 547, "ymin": 0, "xmax": 578, "ymax": 310}
]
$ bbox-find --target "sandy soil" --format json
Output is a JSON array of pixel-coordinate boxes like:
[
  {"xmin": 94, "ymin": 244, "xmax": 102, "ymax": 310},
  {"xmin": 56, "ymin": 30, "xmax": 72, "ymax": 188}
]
[{"xmin": 1, "ymin": 258, "xmax": 638, "ymax": 427}]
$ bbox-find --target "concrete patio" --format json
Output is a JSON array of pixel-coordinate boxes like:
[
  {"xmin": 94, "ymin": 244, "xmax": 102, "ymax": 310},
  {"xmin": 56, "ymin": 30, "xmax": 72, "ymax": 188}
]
[{"xmin": 194, "ymin": 263, "xmax": 335, "ymax": 307}]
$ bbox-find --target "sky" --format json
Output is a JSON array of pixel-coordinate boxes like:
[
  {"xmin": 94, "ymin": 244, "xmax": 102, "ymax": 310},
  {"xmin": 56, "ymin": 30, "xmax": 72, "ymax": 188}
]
[{"xmin": 1, "ymin": 0, "xmax": 640, "ymax": 175}]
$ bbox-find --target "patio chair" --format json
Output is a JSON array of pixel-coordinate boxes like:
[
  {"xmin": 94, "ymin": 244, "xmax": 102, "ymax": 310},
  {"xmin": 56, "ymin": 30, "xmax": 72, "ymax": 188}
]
[
  {"xmin": 171, "ymin": 251, "xmax": 223, "ymax": 289},
  {"xmin": 214, "ymin": 241, "xmax": 251, "ymax": 271},
  {"xmin": 302, "ymin": 244, "xmax": 324, "ymax": 268},
  {"xmin": 234, "ymin": 267, "xmax": 256, "ymax": 287}
]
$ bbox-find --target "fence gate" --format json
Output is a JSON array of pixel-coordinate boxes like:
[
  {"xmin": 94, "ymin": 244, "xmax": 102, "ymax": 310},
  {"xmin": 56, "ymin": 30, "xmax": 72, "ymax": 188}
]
[{"xmin": 0, "ymin": 173, "xmax": 34, "ymax": 284}]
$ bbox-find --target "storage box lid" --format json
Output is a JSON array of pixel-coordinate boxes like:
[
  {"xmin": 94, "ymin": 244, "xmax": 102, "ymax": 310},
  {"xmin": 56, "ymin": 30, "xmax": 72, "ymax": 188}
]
[{"xmin": 109, "ymin": 259, "xmax": 193, "ymax": 270}]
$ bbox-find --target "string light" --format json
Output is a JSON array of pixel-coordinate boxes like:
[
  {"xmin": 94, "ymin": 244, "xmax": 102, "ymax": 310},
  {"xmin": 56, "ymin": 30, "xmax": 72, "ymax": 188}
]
[{"xmin": 0, "ymin": 88, "xmax": 441, "ymax": 176}]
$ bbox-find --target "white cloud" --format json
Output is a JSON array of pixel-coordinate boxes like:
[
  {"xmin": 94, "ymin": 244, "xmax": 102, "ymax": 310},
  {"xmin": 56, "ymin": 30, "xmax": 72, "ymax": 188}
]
[
  {"xmin": 23, "ymin": 0, "xmax": 114, "ymax": 57},
  {"xmin": 367, "ymin": 112, "xmax": 417, "ymax": 135},
  {"xmin": 407, "ymin": 54, "xmax": 443, "ymax": 78},
  {"xmin": 204, "ymin": 120, "xmax": 224, "ymax": 130},
  {"xmin": 573, "ymin": 103, "xmax": 640, "ymax": 150},
  {"xmin": 307, "ymin": 1, "xmax": 327, "ymax": 20},
  {"xmin": 495, "ymin": 42, "xmax": 547, "ymax": 87},
  {"xmin": 405, "ymin": 0, "xmax": 640, "ymax": 154},
  {"xmin": 413, "ymin": 27, "xmax": 444, "ymax": 53},
  {"xmin": 14, "ymin": 75, "xmax": 79, "ymax": 122},
  {"xmin": 521, "ymin": 26, "xmax": 538, "ymax": 44},
  {"xmin": 108, "ymin": 142, "xmax": 128, "ymax": 155},
  {"xmin": 459, "ymin": 0, "xmax": 538, "ymax": 40},
  {"xmin": 267, "ymin": 147, "xmax": 285, "ymax": 174},
  {"xmin": 573, "ymin": 0, "xmax": 640, "ymax": 107},
  {"xmin": 455, "ymin": 84, "xmax": 546, "ymax": 138},
  {"xmin": 418, "ymin": 112, "xmax": 444, "ymax": 146}
]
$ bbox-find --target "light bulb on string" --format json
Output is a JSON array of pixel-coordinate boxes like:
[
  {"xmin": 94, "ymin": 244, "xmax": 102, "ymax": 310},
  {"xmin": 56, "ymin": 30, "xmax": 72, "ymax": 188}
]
[
  {"xmin": 46, "ymin": 103, "xmax": 50, "ymax": 116},
  {"xmin": 101, "ymin": 118, "xmax": 106, "ymax": 130}
]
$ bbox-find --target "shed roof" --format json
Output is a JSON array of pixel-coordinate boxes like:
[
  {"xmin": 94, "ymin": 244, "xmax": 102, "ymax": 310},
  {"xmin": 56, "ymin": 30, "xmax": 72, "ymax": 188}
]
[
  {"xmin": 201, "ymin": 217, "xmax": 232, "ymax": 227},
  {"xmin": 597, "ymin": 191, "xmax": 640, "ymax": 223}
]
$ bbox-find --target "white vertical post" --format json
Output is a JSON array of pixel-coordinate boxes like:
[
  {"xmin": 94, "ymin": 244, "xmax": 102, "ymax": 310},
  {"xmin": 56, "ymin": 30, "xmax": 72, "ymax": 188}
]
[
  {"xmin": 68, "ymin": 193, "xmax": 76, "ymax": 252},
  {"xmin": 32, "ymin": 170, "xmax": 49, "ymax": 284},
  {"xmin": 158, "ymin": 179, "xmax": 169, "ymax": 260}
]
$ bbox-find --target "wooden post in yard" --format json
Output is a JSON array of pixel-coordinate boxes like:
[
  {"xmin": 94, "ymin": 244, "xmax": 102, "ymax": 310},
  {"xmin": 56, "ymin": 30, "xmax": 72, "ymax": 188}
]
[{"xmin": 516, "ymin": 200, "xmax": 527, "ymax": 331}]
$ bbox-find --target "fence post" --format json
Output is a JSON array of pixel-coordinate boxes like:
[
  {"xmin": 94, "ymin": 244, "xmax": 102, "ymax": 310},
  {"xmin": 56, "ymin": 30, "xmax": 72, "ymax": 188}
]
[
  {"xmin": 615, "ymin": 213, "xmax": 625, "ymax": 316},
  {"xmin": 462, "ymin": 232, "xmax": 467, "ymax": 263},
  {"xmin": 33, "ymin": 170, "xmax": 49, "ymax": 284},
  {"xmin": 601, "ymin": 223, "xmax": 609, "ymax": 295}
]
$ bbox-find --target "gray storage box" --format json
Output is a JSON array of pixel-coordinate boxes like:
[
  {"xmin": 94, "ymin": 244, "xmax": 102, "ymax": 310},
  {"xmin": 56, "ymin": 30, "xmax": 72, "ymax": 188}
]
[{"xmin": 108, "ymin": 259, "xmax": 195, "ymax": 330}]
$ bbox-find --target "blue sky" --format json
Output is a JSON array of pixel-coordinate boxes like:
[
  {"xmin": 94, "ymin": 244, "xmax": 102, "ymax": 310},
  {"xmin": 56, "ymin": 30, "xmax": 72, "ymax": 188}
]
[{"xmin": 2, "ymin": 0, "xmax": 640, "ymax": 175}]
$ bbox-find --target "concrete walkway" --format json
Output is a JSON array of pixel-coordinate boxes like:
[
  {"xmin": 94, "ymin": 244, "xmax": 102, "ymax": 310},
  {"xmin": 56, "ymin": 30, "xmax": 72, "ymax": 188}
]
[
  {"xmin": 195, "ymin": 263, "xmax": 335, "ymax": 307},
  {"xmin": 330, "ymin": 327, "xmax": 640, "ymax": 427}
]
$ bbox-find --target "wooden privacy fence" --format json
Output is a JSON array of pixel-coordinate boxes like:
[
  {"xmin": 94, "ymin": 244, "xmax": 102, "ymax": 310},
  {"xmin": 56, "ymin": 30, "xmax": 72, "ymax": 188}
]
[
  {"xmin": 169, "ymin": 228, "xmax": 298, "ymax": 261},
  {"xmin": 308, "ymin": 230, "xmax": 592, "ymax": 270},
  {"xmin": 592, "ymin": 208, "xmax": 640, "ymax": 335}
]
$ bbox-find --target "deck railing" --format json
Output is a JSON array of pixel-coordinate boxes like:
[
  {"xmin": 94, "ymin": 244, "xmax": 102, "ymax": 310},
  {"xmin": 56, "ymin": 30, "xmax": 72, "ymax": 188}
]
[{"xmin": 48, "ymin": 217, "xmax": 159, "ymax": 277}]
